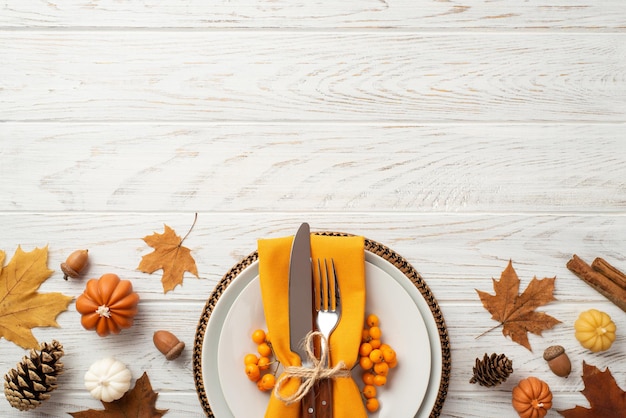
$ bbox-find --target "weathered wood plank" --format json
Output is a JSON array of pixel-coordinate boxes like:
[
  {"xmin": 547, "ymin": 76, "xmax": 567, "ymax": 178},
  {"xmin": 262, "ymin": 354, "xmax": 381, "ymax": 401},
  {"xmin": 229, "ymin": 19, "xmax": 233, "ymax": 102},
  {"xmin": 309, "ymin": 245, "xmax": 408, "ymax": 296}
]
[
  {"xmin": 0, "ymin": 391, "xmax": 604, "ymax": 418},
  {"xmin": 0, "ymin": 301, "xmax": 622, "ymax": 415},
  {"xmin": 0, "ymin": 212, "xmax": 624, "ymax": 303},
  {"xmin": 1, "ymin": 124, "xmax": 625, "ymax": 212},
  {"xmin": 1, "ymin": 0, "xmax": 625, "ymax": 30},
  {"xmin": 0, "ymin": 393, "xmax": 206, "ymax": 417},
  {"xmin": 2, "ymin": 2, "xmax": 625, "ymax": 415},
  {"xmin": 1, "ymin": 33, "xmax": 624, "ymax": 122}
]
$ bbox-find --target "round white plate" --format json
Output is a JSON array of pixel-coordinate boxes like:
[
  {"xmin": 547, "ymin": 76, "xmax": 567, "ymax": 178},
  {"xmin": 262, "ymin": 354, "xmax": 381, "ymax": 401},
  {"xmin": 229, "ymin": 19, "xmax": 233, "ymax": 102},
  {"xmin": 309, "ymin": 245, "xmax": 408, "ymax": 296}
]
[
  {"xmin": 217, "ymin": 260, "xmax": 431, "ymax": 418},
  {"xmin": 201, "ymin": 251, "xmax": 444, "ymax": 418}
]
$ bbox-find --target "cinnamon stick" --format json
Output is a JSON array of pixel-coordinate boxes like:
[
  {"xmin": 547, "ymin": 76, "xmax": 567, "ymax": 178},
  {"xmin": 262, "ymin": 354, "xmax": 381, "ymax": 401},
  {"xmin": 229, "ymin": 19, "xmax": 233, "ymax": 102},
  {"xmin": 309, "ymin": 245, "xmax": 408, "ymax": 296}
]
[
  {"xmin": 591, "ymin": 257, "xmax": 626, "ymax": 290},
  {"xmin": 566, "ymin": 254, "xmax": 626, "ymax": 313}
]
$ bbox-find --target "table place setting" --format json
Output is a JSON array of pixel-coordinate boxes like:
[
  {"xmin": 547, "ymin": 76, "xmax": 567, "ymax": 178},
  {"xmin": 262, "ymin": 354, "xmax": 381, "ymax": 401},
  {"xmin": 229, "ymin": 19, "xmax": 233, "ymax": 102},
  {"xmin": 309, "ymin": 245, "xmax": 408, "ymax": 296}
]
[{"xmin": 193, "ymin": 223, "xmax": 451, "ymax": 418}]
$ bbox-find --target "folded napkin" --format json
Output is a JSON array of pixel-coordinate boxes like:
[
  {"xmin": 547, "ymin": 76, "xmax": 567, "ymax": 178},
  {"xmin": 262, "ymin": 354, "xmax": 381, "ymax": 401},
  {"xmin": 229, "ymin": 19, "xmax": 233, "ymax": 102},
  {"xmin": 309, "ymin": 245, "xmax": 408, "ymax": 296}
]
[{"xmin": 258, "ymin": 233, "xmax": 367, "ymax": 418}]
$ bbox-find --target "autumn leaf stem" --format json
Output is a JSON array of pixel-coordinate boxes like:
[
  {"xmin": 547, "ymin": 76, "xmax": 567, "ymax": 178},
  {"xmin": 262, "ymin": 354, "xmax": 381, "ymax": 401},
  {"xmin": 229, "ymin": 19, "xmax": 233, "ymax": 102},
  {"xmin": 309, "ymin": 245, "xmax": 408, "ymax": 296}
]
[
  {"xmin": 179, "ymin": 212, "xmax": 198, "ymax": 247},
  {"xmin": 475, "ymin": 323, "xmax": 503, "ymax": 340}
]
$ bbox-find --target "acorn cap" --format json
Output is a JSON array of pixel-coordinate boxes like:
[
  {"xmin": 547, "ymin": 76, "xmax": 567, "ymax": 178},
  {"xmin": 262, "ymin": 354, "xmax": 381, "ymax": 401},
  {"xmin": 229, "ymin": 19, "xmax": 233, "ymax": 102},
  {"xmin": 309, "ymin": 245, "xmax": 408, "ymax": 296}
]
[
  {"xmin": 153, "ymin": 330, "xmax": 185, "ymax": 360},
  {"xmin": 61, "ymin": 263, "xmax": 78, "ymax": 280},
  {"xmin": 165, "ymin": 341, "xmax": 185, "ymax": 361},
  {"xmin": 543, "ymin": 345, "xmax": 565, "ymax": 361}
]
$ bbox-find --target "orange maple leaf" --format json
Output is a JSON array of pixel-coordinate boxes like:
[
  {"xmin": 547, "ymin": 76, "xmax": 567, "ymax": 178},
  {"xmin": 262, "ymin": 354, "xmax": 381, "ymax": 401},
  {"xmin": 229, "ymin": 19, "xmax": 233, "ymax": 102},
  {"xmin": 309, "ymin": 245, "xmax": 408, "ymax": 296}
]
[
  {"xmin": 70, "ymin": 372, "xmax": 168, "ymax": 417},
  {"xmin": 138, "ymin": 216, "xmax": 199, "ymax": 293},
  {"xmin": 476, "ymin": 260, "xmax": 560, "ymax": 351},
  {"xmin": 0, "ymin": 246, "xmax": 73, "ymax": 349},
  {"xmin": 559, "ymin": 362, "xmax": 626, "ymax": 417}
]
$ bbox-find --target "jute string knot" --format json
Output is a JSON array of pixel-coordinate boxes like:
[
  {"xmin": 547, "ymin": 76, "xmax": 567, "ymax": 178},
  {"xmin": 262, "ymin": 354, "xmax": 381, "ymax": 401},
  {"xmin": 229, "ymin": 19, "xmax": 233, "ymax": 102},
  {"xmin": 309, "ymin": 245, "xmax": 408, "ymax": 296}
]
[{"xmin": 274, "ymin": 331, "xmax": 350, "ymax": 405}]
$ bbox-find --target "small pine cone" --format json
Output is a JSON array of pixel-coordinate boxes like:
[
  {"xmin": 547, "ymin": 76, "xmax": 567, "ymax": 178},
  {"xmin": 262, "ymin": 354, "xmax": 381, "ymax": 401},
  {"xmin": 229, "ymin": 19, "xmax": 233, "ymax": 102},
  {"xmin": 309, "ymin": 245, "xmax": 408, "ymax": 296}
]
[
  {"xmin": 4, "ymin": 340, "xmax": 64, "ymax": 411},
  {"xmin": 469, "ymin": 353, "xmax": 513, "ymax": 387}
]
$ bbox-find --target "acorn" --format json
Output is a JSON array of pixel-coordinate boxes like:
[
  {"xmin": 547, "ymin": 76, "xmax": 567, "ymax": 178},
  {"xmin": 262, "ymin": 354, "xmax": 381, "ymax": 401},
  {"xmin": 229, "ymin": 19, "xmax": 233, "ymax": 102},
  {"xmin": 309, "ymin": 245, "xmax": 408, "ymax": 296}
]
[
  {"xmin": 543, "ymin": 345, "xmax": 571, "ymax": 377},
  {"xmin": 61, "ymin": 249, "xmax": 89, "ymax": 280},
  {"xmin": 153, "ymin": 330, "xmax": 185, "ymax": 360}
]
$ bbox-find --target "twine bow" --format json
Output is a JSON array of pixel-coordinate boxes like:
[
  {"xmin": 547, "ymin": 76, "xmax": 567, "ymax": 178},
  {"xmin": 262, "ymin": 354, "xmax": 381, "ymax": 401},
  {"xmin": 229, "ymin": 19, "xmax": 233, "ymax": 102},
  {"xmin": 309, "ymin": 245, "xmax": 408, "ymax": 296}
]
[{"xmin": 274, "ymin": 331, "xmax": 350, "ymax": 405}]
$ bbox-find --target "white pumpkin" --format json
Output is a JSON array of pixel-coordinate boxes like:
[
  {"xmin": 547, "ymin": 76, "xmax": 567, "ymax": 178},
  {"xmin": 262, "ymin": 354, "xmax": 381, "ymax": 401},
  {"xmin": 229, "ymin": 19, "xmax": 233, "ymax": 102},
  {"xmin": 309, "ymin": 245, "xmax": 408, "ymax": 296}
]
[{"xmin": 84, "ymin": 357, "xmax": 132, "ymax": 402}]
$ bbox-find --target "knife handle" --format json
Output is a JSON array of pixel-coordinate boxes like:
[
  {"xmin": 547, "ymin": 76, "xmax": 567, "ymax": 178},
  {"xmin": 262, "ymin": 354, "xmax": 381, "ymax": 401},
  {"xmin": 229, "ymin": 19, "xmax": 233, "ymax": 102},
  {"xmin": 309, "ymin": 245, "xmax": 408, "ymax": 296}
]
[
  {"xmin": 301, "ymin": 390, "xmax": 316, "ymax": 418},
  {"xmin": 315, "ymin": 378, "xmax": 333, "ymax": 418}
]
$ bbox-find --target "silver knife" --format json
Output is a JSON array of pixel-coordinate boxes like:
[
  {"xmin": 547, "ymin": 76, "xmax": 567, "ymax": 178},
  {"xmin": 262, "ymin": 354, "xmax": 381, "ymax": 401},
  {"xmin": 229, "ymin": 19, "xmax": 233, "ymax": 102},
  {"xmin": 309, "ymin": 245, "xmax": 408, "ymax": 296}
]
[{"xmin": 289, "ymin": 223, "xmax": 316, "ymax": 417}]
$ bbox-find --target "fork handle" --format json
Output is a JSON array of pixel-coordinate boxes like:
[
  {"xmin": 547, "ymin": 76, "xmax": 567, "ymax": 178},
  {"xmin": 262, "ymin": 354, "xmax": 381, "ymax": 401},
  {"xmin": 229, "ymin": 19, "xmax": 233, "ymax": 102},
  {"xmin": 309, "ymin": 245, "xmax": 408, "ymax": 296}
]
[
  {"xmin": 315, "ymin": 378, "xmax": 333, "ymax": 418},
  {"xmin": 314, "ymin": 333, "xmax": 333, "ymax": 418}
]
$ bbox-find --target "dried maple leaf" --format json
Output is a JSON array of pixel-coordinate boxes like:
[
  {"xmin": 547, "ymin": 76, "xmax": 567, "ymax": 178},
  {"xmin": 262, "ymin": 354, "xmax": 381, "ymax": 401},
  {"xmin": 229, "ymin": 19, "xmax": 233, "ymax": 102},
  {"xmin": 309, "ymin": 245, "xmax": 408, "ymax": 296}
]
[
  {"xmin": 0, "ymin": 246, "xmax": 72, "ymax": 349},
  {"xmin": 476, "ymin": 260, "xmax": 560, "ymax": 351},
  {"xmin": 559, "ymin": 362, "xmax": 626, "ymax": 417},
  {"xmin": 138, "ymin": 215, "xmax": 199, "ymax": 293},
  {"xmin": 70, "ymin": 372, "xmax": 167, "ymax": 418}
]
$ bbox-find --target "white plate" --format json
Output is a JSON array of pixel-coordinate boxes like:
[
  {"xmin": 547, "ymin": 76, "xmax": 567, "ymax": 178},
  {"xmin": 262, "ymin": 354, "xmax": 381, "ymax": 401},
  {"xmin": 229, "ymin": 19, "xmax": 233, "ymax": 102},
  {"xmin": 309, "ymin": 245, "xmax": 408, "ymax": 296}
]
[
  {"xmin": 218, "ymin": 260, "xmax": 431, "ymax": 418},
  {"xmin": 201, "ymin": 251, "xmax": 444, "ymax": 418}
]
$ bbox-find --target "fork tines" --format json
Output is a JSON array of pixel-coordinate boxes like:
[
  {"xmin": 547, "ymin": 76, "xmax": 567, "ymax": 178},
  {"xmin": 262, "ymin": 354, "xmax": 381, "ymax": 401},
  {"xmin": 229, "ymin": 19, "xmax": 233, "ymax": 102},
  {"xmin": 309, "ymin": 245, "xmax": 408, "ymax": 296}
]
[{"xmin": 317, "ymin": 258, "xmax": 339, "ymax": 312}]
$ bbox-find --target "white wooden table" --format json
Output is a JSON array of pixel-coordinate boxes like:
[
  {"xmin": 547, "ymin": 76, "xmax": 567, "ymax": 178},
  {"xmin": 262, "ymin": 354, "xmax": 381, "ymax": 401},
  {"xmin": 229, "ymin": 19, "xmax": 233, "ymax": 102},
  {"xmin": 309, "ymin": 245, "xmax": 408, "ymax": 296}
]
[{"xmin": 1, "ymin": 1, "xmax": 625, "ymax": 417}]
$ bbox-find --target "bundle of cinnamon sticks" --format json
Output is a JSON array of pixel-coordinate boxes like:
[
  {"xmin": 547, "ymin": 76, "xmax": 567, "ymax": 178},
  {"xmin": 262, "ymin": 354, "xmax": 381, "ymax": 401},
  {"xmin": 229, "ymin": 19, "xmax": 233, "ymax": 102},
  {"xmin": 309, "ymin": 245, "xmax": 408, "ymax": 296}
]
[{"xmin": 567, "ymin": 255, "xmax": 626, "ymax": 312}]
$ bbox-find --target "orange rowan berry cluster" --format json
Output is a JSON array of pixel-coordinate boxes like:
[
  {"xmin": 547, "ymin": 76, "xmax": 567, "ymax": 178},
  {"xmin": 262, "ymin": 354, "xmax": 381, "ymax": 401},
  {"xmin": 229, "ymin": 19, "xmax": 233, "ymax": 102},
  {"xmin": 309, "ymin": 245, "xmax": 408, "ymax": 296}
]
[
  {"xmin": 358, "ymin": 314, "xmax": 398, "ymax": 413},
  {"xmin": 243, "ymin": 329, "xmax": 278, "ymax": 392}
]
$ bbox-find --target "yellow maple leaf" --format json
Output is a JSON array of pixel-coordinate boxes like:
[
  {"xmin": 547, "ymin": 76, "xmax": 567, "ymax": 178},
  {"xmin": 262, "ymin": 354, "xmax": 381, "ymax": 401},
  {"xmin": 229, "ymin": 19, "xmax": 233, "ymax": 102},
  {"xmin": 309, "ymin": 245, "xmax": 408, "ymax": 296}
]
[
  {"xmin": 0, "ymin": 246, "xmax": 73, "ymax": 349},
  {"xmin": 138, "ymin": 219, "xmax": 199, "ymax": 293}
]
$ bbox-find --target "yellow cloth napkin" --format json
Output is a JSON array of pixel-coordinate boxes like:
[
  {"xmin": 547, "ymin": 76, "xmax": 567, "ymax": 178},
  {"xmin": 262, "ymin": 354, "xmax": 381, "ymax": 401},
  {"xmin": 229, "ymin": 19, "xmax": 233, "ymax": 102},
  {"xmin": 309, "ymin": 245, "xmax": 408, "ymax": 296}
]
[{"xmin": 258, "ymin": 233, "xmax": 367, "ymax": 418}]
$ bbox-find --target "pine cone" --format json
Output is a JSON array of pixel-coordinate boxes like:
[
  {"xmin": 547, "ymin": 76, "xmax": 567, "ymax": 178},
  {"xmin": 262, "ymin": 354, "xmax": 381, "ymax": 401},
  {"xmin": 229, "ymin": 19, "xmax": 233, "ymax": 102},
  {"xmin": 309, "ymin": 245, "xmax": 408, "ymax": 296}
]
[
  {"xmin": 4, "ymin": 340, "xmax": 64, "ymax": 411},
  {"xmin": 469, "ymin": 353, "xmax": 513, "ymax": 387}
]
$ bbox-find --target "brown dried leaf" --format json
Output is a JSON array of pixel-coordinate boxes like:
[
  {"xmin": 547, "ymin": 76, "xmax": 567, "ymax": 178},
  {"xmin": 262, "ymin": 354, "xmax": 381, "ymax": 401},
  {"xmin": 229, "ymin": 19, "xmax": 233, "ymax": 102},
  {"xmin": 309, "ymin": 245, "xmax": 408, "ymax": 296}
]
[
  {"xmin": 559, "ymin": 362, "xmax": 626, "ymax": 417},
  {"xmin": 476, "ymin": 260, "xmax": 560, "ymax": 351},
  {"xmin": 0, "ymin": 246, "xmax": 72, "ymax": 349},
  {"xmin": 70, "ymin": 372, "xmax": 168, "ymax": 418},
  {"xmin": 138, "ymin": 219, "xmax": 199, "ymax": 293}
]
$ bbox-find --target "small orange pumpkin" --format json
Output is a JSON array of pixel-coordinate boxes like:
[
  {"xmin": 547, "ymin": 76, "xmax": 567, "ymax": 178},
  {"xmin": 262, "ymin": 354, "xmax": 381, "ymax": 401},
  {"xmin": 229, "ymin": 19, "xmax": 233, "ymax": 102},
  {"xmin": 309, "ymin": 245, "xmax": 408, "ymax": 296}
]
[
  {"xmin": 76, "ymin": 273, "xmax": 139, "ymax": 337},
  {"xmin": 511, "ymin": 377, "xmax": 552, "ymax": 418}
]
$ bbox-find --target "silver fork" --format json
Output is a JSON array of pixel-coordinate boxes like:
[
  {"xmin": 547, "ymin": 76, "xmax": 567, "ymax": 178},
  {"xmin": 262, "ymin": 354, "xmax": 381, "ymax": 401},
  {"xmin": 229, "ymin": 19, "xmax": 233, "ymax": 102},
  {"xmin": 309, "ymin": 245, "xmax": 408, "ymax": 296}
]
[
  {"xmin": 316, "ymin": 258, "xmax": 341, "ymax": 356},
  {"xmin": 314, "ymin": 258, "xmax": 341, "ymax": 418}
]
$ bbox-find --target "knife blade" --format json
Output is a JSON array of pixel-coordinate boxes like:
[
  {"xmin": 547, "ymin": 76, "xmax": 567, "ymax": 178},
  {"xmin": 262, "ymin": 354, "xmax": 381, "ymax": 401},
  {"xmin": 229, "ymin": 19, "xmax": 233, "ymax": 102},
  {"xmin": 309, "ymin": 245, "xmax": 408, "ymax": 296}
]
[{"xmin": 289, "ymin": 222, "xmax": 316, "ymax": 417}]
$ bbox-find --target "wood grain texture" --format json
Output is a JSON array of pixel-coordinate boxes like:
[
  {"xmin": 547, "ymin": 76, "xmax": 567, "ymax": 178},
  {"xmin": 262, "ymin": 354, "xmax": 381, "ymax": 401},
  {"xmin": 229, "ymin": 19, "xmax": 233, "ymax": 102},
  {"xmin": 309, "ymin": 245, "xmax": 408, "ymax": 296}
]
[
  {"xmin": 2, "ymin": 212, "xmax": 626, "ymax": 301},
  {"xmin": 1, "ymin": 32, "xmax": 625, "ymax": 122},
  {"xmin": 0, "ymin": 301, "xmax": 622, "ymax": 417},
  {"xmin": 2, "ymin": 0, "xmax": 625, "ymax": 416},
  {"xmin": 0, "ymin": 212, "xmax": 624, "ymax": 416},
  {"xmin": 2, "ymin": 124, "xmax": 625, "ymax": 212},
  {"xmin": 1, "ymin": 0, "xmax": 625, "ymax": 30}
]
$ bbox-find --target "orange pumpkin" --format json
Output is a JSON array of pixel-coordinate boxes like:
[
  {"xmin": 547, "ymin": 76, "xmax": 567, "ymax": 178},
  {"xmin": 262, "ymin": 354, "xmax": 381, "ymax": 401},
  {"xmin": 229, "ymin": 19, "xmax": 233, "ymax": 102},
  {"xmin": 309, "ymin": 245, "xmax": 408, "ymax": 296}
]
[
  {"xmin": 76, "ymin": 273, "xmax": 139, "ymax": 337},
  {"xmin": 512, "ymin": 377, "xmax": 552, "ymax": 418}
]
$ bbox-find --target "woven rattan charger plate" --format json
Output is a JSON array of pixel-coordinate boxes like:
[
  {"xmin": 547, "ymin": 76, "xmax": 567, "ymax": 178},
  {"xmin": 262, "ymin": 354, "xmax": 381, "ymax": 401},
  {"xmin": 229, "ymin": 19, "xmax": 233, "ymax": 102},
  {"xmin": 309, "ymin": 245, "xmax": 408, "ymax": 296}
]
[{"xmin": 193, "ymin": 232, "xmax": 451, "ymax": 417}]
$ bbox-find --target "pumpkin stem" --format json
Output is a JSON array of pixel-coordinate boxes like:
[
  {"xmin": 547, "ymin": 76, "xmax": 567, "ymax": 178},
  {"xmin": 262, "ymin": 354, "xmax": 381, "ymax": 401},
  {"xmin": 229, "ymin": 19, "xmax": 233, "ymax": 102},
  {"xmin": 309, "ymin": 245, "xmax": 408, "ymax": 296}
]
[
  {"xmin": 179, "ymin": 212, "xmax": 198, "ymax": 247},
  {"xmin": 96, "ymin": 305, "xmax": 111, "ymax": 318}
]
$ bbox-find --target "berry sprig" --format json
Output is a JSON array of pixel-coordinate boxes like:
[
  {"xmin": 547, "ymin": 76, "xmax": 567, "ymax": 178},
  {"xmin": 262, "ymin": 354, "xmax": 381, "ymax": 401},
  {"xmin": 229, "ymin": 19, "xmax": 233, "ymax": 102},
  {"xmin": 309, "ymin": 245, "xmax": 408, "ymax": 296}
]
[
  {"xmin": 243, "ymin": 329, "xmax": 279, "ymax": 392},
  {"xmin": 358, "ymin": 314, "xmax": 398, "ymax": 413}
]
